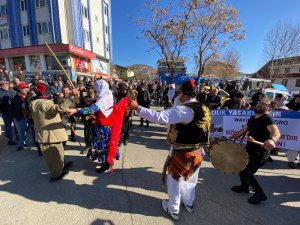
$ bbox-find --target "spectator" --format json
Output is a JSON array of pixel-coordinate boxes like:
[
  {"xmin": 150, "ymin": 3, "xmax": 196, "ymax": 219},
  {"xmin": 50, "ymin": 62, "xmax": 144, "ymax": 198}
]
[
  {"xmin": 0, "ymin": 79, "xmax": 17, "ymax": 145},
  {"xmin": 273, "ymin": 94, "xmax": 289, "ymax": 110},
  {"xmin": 222, "ymin": 91, "xmax": 250, "ymax": 109},
  {"xmin": 56, "ymin": 85, "xmax": 80, "ymax": 142},
  {"xmin": 12, "ymin": 83, "xmax": 29, "ymax": 151},
  {"xmin": 12, "ymin": 78, "xmax": 21, "ymax": 92},
  {"xmin": 0, "ymin": 69, "xmax": 10, "ymax": 82},
  {"xmin": 286, "ymin": 94, "xmax": 300, "ymax": 111},
  {"xmin": 80, "ymin": 86, "xmax": 97, "ymax": 153},
  {"xmin": 225, "ymin": 81, "xmax": 235, "ymax": 94},
  {"xmin": 155, "ymin": 83, "xmax": 163, "ymax": 106},
  {"xmin": 17, "ymin": 71, "xmax": 26, "ymax": 82},
  {"xmin": 56, "ymin": 75, "xmax": 64, "ymax": 87},
  {"xmin": 250, "ymin": 89, "xmax": 263, "ymax": 107},
  {"xmin": 285, "ymin": 94, "xmax": 300, "ymax": 169},
  {"xmin": 50, "ymin": 80, "xmax": 62, "ymax": 101},
  {"xmin": 31, "ymin": 74, "xmax": 40, "ymax": 86},
  {"xmin": 206, "ymin": 88, "xmax": 222, "ymax": 109},
  {"xmin": 137, "ymin": 83, "xmax": 151, "ymax": 127},
  {"xmin": 115, "ymin": 82, "xmax": 135, "ymax": 146}
]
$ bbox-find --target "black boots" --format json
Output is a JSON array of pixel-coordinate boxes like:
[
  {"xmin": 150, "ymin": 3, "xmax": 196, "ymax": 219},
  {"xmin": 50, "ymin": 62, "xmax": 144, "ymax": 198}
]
[
  {"xmin": 231, "ymin": 185, "xmax": 250, "ymax": 193},
  {"xmin": 248, "ymin": 192, "xmax": 267, "ymax": 204},
  {"xmin": 232, "ymin": 185, "xmax": 267, "ymax": 205},
  {"xmin": 96, "ymin": 162, "xmax": 110, "ymax": 173}
]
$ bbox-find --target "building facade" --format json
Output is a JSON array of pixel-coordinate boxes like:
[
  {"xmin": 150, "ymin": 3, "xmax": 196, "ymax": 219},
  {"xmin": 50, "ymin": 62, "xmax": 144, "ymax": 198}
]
[
  {"xmin": 0, "ymin": 0, "xmax": 112, "ymax": 78},
  {"xmin": 203, "ymin": 60, "xmax": 238, "ymax": 79},
  {"xmin": 157, "ymin": 58, "xmax": 186, "ymax": 77},
  {"xmin": 253, "ymin": 56, "xmax": 300, "ymax": 93},
  {"xmin": 127, "ymin": 64, "xmax": 157, "ymax": 81}
]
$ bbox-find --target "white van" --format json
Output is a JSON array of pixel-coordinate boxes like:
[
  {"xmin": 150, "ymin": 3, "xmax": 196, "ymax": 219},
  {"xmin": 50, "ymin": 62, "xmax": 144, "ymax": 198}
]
[{"xmin": 247, "ymin": 89, "xmax": 292, "ymax": 103}]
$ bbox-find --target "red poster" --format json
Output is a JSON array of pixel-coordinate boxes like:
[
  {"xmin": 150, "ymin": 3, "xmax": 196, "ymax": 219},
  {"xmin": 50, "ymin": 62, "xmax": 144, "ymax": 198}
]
[
  {"xmin": 74, "ymin": 56, "xmax": 90, "ymax": 73},
  {"xmin": 0, "ymin": 58, "xmax": 6, "ymax": 69}
]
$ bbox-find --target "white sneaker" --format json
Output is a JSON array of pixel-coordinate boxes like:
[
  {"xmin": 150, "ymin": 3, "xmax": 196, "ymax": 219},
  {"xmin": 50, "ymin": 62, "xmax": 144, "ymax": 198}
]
[
  {"xmin": 183, "ymin": 204, "xmax": 194, "ymax": 213},
  {"xmin": 161, "ymin": 200, "xmax": 180, "ymax": 221}
]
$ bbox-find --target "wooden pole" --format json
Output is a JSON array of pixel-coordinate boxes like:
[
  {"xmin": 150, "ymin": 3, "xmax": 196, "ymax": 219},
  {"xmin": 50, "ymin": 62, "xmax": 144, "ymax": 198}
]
[{"xmin": 45, "ymin": 42, "xmax": 75, "ymax": 89}]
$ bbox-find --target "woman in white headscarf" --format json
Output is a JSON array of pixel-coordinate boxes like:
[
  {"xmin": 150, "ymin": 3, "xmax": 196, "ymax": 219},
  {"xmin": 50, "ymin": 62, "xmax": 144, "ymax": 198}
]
[{"xmin": 69, "ymin": 79, "xmax": 116, "ymax": 173}]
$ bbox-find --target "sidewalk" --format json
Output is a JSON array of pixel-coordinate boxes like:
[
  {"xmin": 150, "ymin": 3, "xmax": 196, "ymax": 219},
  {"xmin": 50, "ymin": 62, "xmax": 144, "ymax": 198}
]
[{"xmin": 0, "ymin": 113, "xmax": 299, "ymax": 225}]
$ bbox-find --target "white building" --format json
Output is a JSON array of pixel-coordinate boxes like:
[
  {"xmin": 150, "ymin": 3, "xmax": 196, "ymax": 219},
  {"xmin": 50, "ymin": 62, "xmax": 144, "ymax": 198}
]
[
  {"xmin": 0, "ymin": 0, "xmax": 112, "ymax": 78},
  {"xmin": 254, "ymin": 56, "xmax": 300, "ymax": 93}
]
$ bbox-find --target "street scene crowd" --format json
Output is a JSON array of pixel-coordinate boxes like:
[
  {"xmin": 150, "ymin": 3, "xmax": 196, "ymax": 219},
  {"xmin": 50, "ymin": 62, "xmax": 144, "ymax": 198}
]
[{"xmin": 1, "ymin": 67, "xmax": 300, "ymax": 220}]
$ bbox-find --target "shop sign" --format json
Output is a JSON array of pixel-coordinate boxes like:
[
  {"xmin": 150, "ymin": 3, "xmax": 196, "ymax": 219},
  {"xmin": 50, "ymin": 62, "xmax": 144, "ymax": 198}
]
[
  {"xmin": 74, "ymin": 56, "xmax": 90, "ymax": 73},
  {"xmin": 69, "ymin": 44, "xmax": 96, "ymax": 59}
]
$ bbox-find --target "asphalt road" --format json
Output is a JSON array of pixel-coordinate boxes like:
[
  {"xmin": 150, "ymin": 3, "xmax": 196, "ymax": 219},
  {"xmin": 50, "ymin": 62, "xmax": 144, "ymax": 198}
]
[{"xmin": 0, "ymin": 109, "xmax": 299, "ymax": 225}]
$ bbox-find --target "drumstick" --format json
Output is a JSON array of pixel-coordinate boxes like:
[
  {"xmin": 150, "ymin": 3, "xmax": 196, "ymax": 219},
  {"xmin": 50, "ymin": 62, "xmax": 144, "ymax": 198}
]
[{"xmin": 247, "ymin": 136, "xmax": 264, "ymax": 147}]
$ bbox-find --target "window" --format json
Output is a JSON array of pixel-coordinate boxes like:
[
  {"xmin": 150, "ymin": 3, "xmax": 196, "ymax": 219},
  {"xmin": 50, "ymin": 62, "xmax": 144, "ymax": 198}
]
[
  {"xmin": 284, "ymin": 67, "xmax": 290, "ymax": 73},
  {"xmin": 82, "ymin": 5, "xmax": 88, "ymax": 18},
  {"xmin": 282, "ymin": 79, "xmax": 288, "ymax": 87},
  {"xmin": 0, "ymin": 4, "xmax": 7, "ymax": 16},
  {"xmin": 37, "ymin": 22, "xmax": 51, "ymax": 34},
  {"xmin": 48, "ymin": 22, "xmax": 52, "ymax": 32},
  {"xmin": 96, "ymin": 37, "xmax": 100, "ymax": 43},
  {"xmin": 85, "ymin": 30, "xmax": 90, "ymax": 42},
  {"xmin": 266, "ymin": 92, "xmax": 274, "ymax": 100},
  {"xmin": 104, "ymin": 4, "xmax": 108, "ymax": 15},
  {"xmin": 105, "ymin": 26, "xmax": 108, "ymax": 34},
  {"xmin": 95, "ymin": 15, "xmax": 98, "ymax": 22},
  {"xmin": 23, "ymin": 25, "xmax": 29, "ymax": 37},
  {"xmin": 36, "ymin": 0, "xmax": 47, "ymax": 8},
  {"xmin": 20, "ymin": 0, "xmax": 27, "ymax": 11},
  {"xmin": 0, "ymin": 28, "xmax": 9, "ymax": 40},
  {"xmin": 296, "ymin": 79, "xmax": 300, "ymax": 87},
  {"xmin": 106, "ymin": 44, "xmax": 109, "ymax": 52}
]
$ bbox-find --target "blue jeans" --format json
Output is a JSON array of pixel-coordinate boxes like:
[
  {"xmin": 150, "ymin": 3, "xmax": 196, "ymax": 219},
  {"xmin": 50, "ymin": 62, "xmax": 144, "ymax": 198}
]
[
  {"xmin": 13, "ymin": 117, "xmax": 27, "ymax": 147},
  {"xmin": 2, "ymin": 114, "xmax": 14, "ymax": 142}
]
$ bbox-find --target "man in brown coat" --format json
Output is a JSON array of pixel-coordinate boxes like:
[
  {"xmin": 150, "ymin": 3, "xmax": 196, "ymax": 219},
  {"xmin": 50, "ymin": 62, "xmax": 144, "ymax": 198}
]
[{"xmin": 30, "ymin": 83, "xmax": 73, "ymax": 182}]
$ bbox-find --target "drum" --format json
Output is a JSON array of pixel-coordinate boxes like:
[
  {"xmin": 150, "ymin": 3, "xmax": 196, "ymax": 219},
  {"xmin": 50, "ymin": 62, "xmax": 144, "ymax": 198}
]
[{"xmin": 208, "ymin": 137, "xmax": 249, "ymax": 174}]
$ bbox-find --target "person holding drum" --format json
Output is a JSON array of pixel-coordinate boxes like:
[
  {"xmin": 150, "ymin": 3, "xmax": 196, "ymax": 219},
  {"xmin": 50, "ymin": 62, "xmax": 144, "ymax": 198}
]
[
  {"xmin": 128, "ymin": 79, "xmax": 211, "ymax": 220},
  {"xmin": 230, "ymin": 98, "xmax": 281, "ymax": 204}
]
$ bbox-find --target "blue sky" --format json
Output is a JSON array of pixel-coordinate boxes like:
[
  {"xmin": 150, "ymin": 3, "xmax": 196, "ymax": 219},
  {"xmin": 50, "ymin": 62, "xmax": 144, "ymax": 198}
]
[{"xmin": 111, "ymin": 0, "xmax": 300, "ymax": 74}]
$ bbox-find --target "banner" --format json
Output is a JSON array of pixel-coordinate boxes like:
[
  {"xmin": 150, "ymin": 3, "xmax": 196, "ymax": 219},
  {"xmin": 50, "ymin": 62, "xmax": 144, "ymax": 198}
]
[{"xmin": 211, "ymin": 110, "xmax": 300, "ymax": 151}]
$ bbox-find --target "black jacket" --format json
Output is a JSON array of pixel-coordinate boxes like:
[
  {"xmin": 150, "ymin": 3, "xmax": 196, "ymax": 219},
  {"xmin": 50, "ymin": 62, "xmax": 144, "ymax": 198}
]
[
  {"xmin": 0, "ymin": 89, "xmax": 17, "ymax": 115},
  {"xmin": 137, "ymin": 89, "xmax": 151, "ymax": 108}
]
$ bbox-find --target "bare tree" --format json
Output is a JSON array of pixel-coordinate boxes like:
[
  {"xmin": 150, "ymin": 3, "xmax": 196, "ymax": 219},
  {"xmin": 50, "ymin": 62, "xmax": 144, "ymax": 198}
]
[
  {"xmin": 263, "ymin": 21, "xmax": 300, "ymax": 81},
  {"xmin": 136, "ymin": 0, "xmax": 214, "ymax": 82},
  {"xmin": 190, "ymin": 0, "xmax": 245, "ymax": 78},
  {"xmin": 221, "ymin": 47, "xmax": 240, "ymax": 78}
]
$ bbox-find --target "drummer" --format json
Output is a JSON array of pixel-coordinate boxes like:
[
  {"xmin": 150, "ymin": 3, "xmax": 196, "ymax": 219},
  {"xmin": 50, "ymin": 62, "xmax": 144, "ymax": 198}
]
[
  {"xmin": 230, "ymin": 98, "xmax": 280, "ymax": 204},
  {"xmin": 128, "ymin": 79, "xmax": 211, "ymax": 220}
]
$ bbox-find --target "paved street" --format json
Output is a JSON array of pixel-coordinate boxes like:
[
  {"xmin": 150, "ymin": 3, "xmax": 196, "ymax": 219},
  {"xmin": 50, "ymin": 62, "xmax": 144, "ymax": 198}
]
[{"xmin": 0, "ymin": 109, "xmax": 300, "ymax": 225}]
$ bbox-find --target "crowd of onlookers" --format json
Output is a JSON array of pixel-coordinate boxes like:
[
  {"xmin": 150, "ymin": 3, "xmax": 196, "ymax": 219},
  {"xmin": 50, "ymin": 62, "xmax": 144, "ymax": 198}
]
[{"xmin": 1, "ymin": 69, "xmax": 300, "ymax": 168}]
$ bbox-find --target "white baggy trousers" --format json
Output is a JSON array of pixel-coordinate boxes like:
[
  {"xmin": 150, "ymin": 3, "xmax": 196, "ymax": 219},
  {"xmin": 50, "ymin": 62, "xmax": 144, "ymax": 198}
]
[{"xmin": 167, "ymin": 168, "xmax": 200, "ymax": 214}]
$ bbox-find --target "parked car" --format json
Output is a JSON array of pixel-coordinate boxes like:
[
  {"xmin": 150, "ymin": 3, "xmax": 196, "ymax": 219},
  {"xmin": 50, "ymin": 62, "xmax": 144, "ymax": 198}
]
[{"xmin": 247, "ymin": 88, "xmax": 292, "ymax": 103}]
